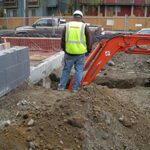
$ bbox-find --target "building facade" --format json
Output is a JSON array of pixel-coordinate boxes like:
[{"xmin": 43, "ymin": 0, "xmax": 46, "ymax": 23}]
[
  {"xmin": 78, "ymin": 0, "xmax": 150, "ymax": 17},
  {"xmin": 1, "ymin": 0, "xmax": 150, "ymax": 17}
]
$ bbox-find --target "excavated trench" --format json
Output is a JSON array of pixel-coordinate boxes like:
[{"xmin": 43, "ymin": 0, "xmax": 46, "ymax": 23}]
[
  {"xmin": 39, "ymin": 72, "xmax": 150, "ymax": 90},
  {"xmin": 93, "ymin": 77, "xmax": 150, "ymax": 89}
]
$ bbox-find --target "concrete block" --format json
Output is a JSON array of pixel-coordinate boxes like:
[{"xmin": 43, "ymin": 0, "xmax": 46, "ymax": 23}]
[
  {"xmin": 0, "ymin": 46, "xmax": 30, "ymax": 97},
  {"xmin": 0, "ymin": 54, "xmax": 7, "ymax": 71},
  {"xmin": 16, "ymin": 47, "xmax": 29, "ymax": 63},
  {"xmin": 23, "ymin": 60, "xmax": 30, "ymax": 78},
  {"xmin": 0, "ymin": 71, "xmax": 6, "ymax": 95}
]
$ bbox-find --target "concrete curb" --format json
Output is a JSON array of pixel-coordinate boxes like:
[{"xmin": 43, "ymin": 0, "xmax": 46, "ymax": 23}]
[{"xmin": 29, "ymin": 51, "xmax": 64, "ymax": 84}]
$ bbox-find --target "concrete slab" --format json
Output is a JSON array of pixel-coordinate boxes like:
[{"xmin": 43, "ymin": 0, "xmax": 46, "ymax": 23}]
[{"xmin": 29, "ymin": 51, "xmax": 64, "ymax": 84}]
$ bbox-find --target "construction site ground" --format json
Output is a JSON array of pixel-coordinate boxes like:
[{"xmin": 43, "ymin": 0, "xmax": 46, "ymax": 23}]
[{"xmin": 0, "ymin": 51, "xmax": 150, "ymax": 150}]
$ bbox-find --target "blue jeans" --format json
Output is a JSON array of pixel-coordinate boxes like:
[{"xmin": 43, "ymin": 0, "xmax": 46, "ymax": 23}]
[{"xmin": 59, "ymin": 53, "xmax": 85, "ymax": 90}]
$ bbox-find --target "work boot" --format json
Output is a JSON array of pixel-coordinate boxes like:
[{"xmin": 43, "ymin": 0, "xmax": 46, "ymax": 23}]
[
  {"xmin": 57, "ymin": 87, "xmax": 65, "ymax": 91},
  {"xmin": 57, "ymin": 84, "xmax": 65, "ymax": 91},
  {"xmin": 72, "ymin": 90, "xmax": 78, "ymax": 93}
]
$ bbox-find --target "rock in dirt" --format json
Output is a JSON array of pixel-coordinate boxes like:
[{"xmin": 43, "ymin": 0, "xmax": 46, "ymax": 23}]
[
  {"xmin": 118, "ymin": 115, "xmax": 134, "ymax": 128},
  {"xmin": 27, "ymin": 119, "xmax": 35, "ymax": 127},
  {"xmin": 66, "ymin": 116, "xmax": 86, "ymax": 128},
  {"xmin": 4, "ymin": 120, "xmax": 11, "ymax": 127}
]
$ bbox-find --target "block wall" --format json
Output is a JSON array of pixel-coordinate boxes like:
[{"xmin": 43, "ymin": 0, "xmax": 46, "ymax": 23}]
[{"xmin": 0, "ymin": 47, "xmax": 30, "ymax": 97}]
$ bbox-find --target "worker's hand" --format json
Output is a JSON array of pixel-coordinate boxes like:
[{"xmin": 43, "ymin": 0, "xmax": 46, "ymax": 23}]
[{"xmin": 85, "ymin": 52, "xmax": 90, "ymax": 57}]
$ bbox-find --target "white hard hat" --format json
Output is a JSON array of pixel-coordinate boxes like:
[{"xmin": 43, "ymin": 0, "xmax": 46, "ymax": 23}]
[{"xmin": 73, "ymin": 10, "xmax": 83, "ymax": 17}]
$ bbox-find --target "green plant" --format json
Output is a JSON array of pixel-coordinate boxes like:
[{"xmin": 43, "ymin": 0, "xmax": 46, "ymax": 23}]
[
  {"xmin": 2, "ymin": 25, "xmax": 7, "ymax": 29},
  {"xmin": 0, "ymin": 6, "xmax": 4, "ymax": 17}
]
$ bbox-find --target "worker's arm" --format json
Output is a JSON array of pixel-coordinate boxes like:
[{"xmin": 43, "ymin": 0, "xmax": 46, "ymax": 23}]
[
  {"xmin": 85, "ymin": 25, "xmax": 92, "ymax": 54},
  {"xmin": 61, "ymin": 26, "xmax": 66, "ymax": 51}
]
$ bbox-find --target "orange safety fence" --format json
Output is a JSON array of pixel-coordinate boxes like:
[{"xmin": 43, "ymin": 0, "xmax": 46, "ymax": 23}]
[
  {"xmin": 1, "ymin": 37, "xmax": 63, "ymax": 60},
  {"xmin": 1, "ymin": 37, "xmax": 62, "ymax": 53}
]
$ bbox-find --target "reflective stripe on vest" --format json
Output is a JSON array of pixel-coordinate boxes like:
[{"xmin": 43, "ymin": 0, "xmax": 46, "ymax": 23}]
[{"xmin": 65, "ymin": 21, "xmax": 87, "ymax": 54}]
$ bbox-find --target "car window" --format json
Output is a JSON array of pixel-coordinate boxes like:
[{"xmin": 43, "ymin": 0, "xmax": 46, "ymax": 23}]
[
  {"xmin": 141, "ymin": 30, "xmax": 150, "ymax": 34},
  {"xmin": 47, "ymin": 19, "xmax": 55, "ymax": 26},
  {"xmin": 137, "ymin": 30, "xmax": 150, "ymax": 34},
  {"xmin": 35, "ymin": 20, "xmax": 48, "ymax": 26}
]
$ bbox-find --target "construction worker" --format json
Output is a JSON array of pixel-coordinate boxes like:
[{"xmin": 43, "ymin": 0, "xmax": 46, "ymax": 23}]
[{"xmin": 58, "ymin": 10, "xmax": 92, "ymax": 92}]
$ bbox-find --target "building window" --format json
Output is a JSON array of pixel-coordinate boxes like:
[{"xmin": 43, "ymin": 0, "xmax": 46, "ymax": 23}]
[
  {"xmin": 27, "ymin": 0, "xmax": 39, "ymax": 8},
  {"xmin": 118, "ymin": 6, "xmax": 131, "ymax": 16},
  {"xmin": 117, "ymin": 6, "xmax": 121, "ymax": 13},
  {"xmin": 4, "ymin": 0, "xmax": 17, "ymax": 8},
  {"xmin": 6, "ymin": 9, "xmax": 17, "ymax": 17},
  {"xmin": 85, "ymin": 5, "xmax": 98, "ymax": 16},
  {"xmin": 12, "ymin": 9, "xmax": 17, "ymax": 16},
  {"xmin": 107, "ymin": 6, "xmax": 115, "ymax": 16},
  {"xmin": 5, "ymin": 0, "xmax": 15, "ymax": 2},
  {"xmin": 133, "ymin": 6, "xmax": 144, "ymax": 17},
  {"xmin": 147, "ymin": 6, "xmax": 150, "ymax": 17},
  {"xmin": 104, "ymin": 0, "xmax": 116, "ymax": 5},
  {"xmin": 31, "ymin": 9, "xmax": 36, "ymax": 16},
  {"xmin": 116, "ymin": 0, "xmax": 134, "ymax": 5}
]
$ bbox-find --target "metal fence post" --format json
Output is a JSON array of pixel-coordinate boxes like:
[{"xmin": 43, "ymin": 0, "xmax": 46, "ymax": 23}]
[{"xmin": 124, "ymin": 14, "xmax": 128, "ymax": 33}]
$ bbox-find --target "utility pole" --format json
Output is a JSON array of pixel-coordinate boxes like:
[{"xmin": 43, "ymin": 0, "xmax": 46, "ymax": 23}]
[
  {"xmin": 23, "ymin": 0, "xmax": 28, "ymax": 25},
  {"xmin": 124, "ymin": 14, "xmax": 128, "ymax": 33},
  {"xmin": 74, "ymin": 0, "xmax": 78, "ymax": 10}
]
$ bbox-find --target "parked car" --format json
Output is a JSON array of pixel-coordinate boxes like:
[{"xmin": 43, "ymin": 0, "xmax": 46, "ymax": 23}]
[
  {"xmin": 15, "ymin": 17, "xmax": 103, "ymax": 39},
  {"xmin": 87, "ymin": 25, "xmax": 104, "ymax": 43},
  {"xmin": 93, "ymin": 29, "xmax": 124, "ymax": 43},
  {"xmin": 15, "ymin": 17, "xmax": 66, "ymax": 37},
  {"xmin": 136, "ymin": 28, "xmax": 150, "ymax": 34},
  {"xmin": 0, "ymin": 17, "xmax": 103, "ymax": 42}
]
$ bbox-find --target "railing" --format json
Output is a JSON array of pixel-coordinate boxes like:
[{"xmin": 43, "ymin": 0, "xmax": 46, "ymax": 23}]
[
  {"xmin": 145, "ymin": 0, "xmax": 150, "ymax": 5},
  {"xmin": 78, "ymin": 0, "xmax": 149, "ymax": 5},
  {"xmin": 47, "ymin": 0, "xmax": 58, "ymax": 7},
  {"xmin": 28, "ymin": 0, "xmax": 40, "ymax": 8},
  {"xmin": 103, "ymin": 0, "xmax": 116, "ymax": 5},
  {"xmin": 78, "ymin": 0, "xmax": 101, "ymax": 5},
  {"xmin": 134, "ymin": 0, "xmax": 145, "ymax": 5},
  {"xmin": 4, "ymin": 0, "xmax": 17, "ymax": 8},
  {"xmin": 116, "ymin": 0, "xmax": 134, "ymax": 5}
]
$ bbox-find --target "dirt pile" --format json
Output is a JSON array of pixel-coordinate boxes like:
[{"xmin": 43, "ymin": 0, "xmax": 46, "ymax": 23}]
[
  {"xmin": 0, "ymin": 52, "xmax": 150, "ymax": 150},
  {"xmin": 0, "ymin": 83, "xmax": 150, "ymax": 150}
]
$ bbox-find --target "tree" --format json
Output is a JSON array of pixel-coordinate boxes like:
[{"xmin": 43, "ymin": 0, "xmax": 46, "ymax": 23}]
[{"xmin": 0, "ymin": 6, "xmax": 4, "ymax": 17}]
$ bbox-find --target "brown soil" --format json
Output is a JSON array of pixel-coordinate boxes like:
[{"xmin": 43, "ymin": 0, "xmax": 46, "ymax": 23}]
[{"xmin": 0, "ymin": 53, "xmax": 150, "ymax": 150}]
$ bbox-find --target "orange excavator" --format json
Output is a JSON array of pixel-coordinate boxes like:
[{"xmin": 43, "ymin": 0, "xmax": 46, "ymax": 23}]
[{"xmin": 69, "ymin": 34, "xmax": 150, "ymax": 89}]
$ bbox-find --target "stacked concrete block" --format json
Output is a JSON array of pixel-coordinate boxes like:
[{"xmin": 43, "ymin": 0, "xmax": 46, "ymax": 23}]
[{"xmin": 0, "ymin": 46, "xmax": 30, "ymax": 97}]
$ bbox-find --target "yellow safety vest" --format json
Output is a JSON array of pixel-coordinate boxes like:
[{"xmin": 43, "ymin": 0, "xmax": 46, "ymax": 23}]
[{"xmin": 65, "ymin": 21, "xmax": 87, "ymax": 54}]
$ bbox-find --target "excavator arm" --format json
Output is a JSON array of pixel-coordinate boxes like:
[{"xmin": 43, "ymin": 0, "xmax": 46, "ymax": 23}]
[{"xmin": 69, "ymin": 34, "xmax": 150, "ymax": 89}]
